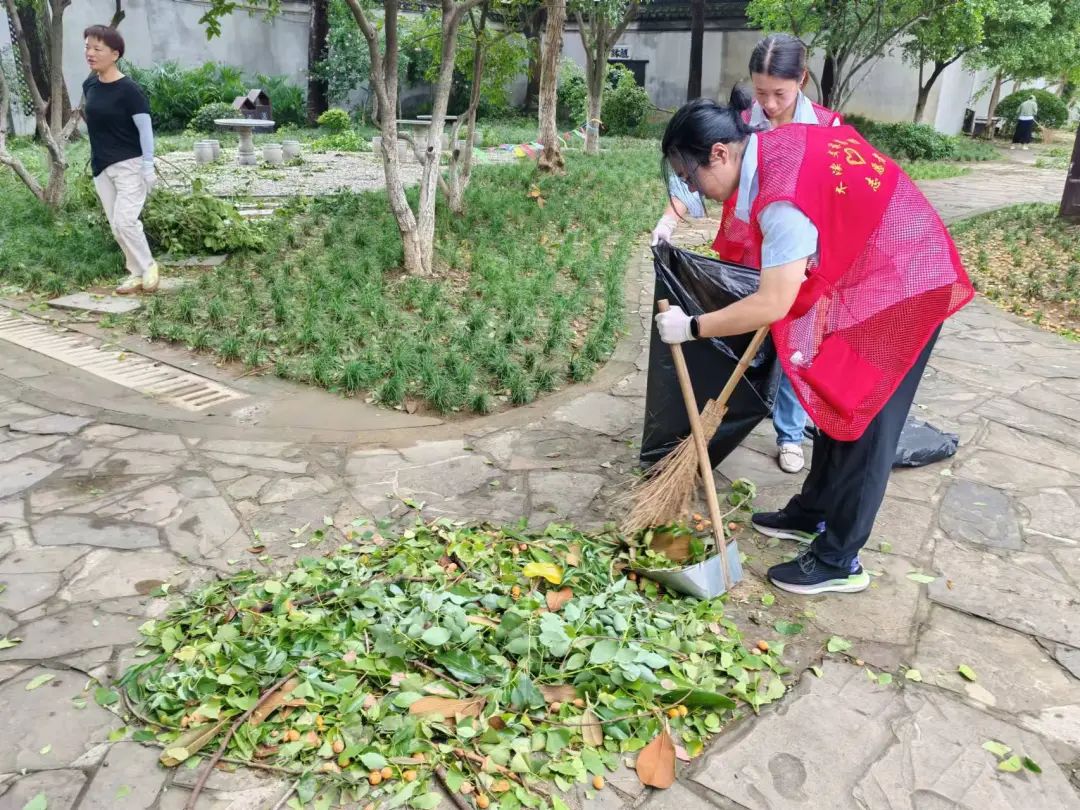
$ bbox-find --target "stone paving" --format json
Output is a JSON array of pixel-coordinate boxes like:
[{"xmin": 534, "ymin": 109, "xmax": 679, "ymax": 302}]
[{"xmin": 0, "ymin": 162, "xmax": 1078, "ymax": 808}]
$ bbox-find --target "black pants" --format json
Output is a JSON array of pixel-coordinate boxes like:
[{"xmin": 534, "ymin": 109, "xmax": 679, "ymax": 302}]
[
  {"xmin": 1012, "ymin": 119, "xmax": 1035, "ymax": 144},
  {"xmin": 781, "ymin": 328, "xmax": 940, "ymax": 570}
]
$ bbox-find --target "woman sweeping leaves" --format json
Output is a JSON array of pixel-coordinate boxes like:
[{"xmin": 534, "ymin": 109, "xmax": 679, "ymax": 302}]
[
  {"xmin": 653, "ymin": 90, "xmax": 973, "ymax": 595},
  {"xmin": 652, "ymin": 34, "xmax": 840, "ymax": 475}
]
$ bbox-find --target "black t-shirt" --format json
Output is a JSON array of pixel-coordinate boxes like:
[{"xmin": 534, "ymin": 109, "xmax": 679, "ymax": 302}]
[{"xmin": 82, "ymin": 75, "xmax": 151, "ymax": 176}]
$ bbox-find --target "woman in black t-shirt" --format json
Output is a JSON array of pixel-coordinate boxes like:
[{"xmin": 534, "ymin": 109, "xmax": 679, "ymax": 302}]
[{"xmin": 82, "ymin": 25, "xmax": 159, "ymax": 295}]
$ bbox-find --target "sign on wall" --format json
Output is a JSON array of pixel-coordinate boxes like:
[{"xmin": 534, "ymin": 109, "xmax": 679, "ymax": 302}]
[{"xmin": 610, "ymin": 45, "xmax": 629, "ymax": 59}]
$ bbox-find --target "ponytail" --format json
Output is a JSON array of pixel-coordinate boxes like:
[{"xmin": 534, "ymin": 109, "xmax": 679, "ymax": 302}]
[{"xmin": 661, "ymin": 90, "xmax": 762, "ymax": 186}]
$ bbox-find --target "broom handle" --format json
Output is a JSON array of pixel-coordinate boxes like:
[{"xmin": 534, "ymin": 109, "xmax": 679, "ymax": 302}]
[{"xmin": 658, "ymin": 301, "xmax": 770, "ymax": 590}]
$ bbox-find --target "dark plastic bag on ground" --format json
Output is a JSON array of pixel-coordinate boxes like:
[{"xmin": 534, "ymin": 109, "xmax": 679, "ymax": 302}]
[
  {"xmin": 640, "ymin": 243, "xmax": 780, "ymax": 468},
  {"xmin": 893, "ymin": 417, "xmax": 959, "ymax": 467}
]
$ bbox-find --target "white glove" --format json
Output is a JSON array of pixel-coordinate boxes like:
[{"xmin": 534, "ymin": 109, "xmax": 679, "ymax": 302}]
[
  {"xmin": 655, "ymin": 305, "xmax": 694, "ymax": 344},
  {"xmin": 651, "ymin": 214, "xmax": 677, "ymax": 247},
  {"xmin": 142, "ymin": 161, "xmax": 156, "ymax": 191}
]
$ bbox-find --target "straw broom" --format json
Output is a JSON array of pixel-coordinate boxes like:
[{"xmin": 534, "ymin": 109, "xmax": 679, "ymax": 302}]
[{"xmin": 621, "ymin": 324, "xmax": 771, "ymax": 536}]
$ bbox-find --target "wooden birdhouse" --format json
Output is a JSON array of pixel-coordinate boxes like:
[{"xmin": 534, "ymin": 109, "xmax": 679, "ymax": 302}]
[{"xmin": 232, "ymin": 89, "xmax": 272, "ymax": 121}]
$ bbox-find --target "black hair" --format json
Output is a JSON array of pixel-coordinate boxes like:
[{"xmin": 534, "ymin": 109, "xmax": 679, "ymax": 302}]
[
  {"xmin": 748, "ymin": 33, "xmax": 807, "ymax": 81},
  {"xmin": 84, "ymin": 25, "xmax": 125, "ymax": 58},
  {"xmin": 661, "ymin": 85, "xmax": 761, "ymax": 196}
]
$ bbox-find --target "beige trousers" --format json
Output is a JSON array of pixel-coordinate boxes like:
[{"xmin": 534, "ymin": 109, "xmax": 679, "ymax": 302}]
[{"xmin": 93, "ymin": 157, "xmax": 155, "ymax": 277}]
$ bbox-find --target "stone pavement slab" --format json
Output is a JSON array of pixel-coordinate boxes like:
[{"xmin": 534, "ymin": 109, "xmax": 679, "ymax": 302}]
[
  {"xmin": 48, "ymin": 292, "xmax": 143, "ymax": 315},
  {"xmin": 0, "ymin": 666, "xmax": 120, "ymax": 770},
  {"xmin": 928, "ymin": 536, "xmax": 1080, "ymax": 648},
  {"xmin": 683, "ymin": 662, "xmax": 1080, "ymax": 810},
  {"xmin": 79, "ymin": 742, "xmax": 166, "ymax": 809},
  {"xmin": 0, "ymin": 768, "xmax": 88, "ymax": 810}
]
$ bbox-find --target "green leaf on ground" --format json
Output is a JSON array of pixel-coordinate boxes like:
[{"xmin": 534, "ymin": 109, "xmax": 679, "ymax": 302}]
[
  {"xmin": 957, "ymin": 665, "xmax": 977, "ymax": 682},
  {"xmin": 983, "ymin": 740, "xmax": 1011, "ymax": 758},
  {"xmin": 810, "ymin": 666, "xmax": 823, "ymax": 678},
  {"xmin": 904, "ymin": 669, "xmax": 922, "ymax": 682},
  {"xmin": 39, "ymin": 744, "xmax": 52, "ymax": 755},
  {"xmin": 773, "ymin": 620, "xmax": 803, "ymax": 636},
  {"xmin": 116, "ymin": 785, "xmax": 132, "ymax": 800},
  {"xmin": 94, "ymin": 687, "xmax": 119, "ymax": 707},
  {"xmin": 878, "ymin": 541, "xmax": 892, "ymax": 553},
  {"xmin": 420, "ymin": 627, "xmax": 451, "ymax": 646},
  {"xmin": 0, "ymin": 637, "xmax": 21, "ymax": 649},
  {"xmin": 998, "ymin": 755, "xmax": 1022, "ymax": 773},
  {"xmin": 761, "ymin": 593, "xmax": 775, "ymax": 607},
  {"xmin": 827, "ymin": 636, "xmax": 852, "ymax": 653},
  {"xmin": 22, "ymin": 794, "xmax": 47, "ymax": 810},
  {"xmin": 906, "ymin": 572, "xmax": 937, "ymax": 584},
  {"xmin": 877, "ymin": 673, "xmax": 893, "ymax": 686},
  {"xmin": 1022, "ymin": 756, "xmax": 1042, "ymax": 774},
  {"xmin": 25, "ymin": 674, "xmax": 55, "ymax": 691}
]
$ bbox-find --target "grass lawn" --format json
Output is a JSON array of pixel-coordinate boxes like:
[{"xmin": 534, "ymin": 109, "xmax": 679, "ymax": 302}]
[
  {"xmin": 0, "ymin": 131, "xmax": 663, "ymax": 415},
  {"xmin": 950, "ymin": 203, "xmax": 1080, "ymax": 340}
]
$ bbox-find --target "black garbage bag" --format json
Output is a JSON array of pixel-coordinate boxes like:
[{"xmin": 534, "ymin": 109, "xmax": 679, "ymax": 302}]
[
  {"xmin": 640, "ymin": 243, "xmax": 780, "ymax": 468},
  {"xmin": 893, "ymin": 417, "xmax": 959, "ymax": 467}
]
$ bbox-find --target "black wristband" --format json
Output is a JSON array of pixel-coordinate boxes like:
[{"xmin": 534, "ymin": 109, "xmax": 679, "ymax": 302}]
[{"xmin": 689, "ymin": 316, "xmax": 700, "ymax": 339}]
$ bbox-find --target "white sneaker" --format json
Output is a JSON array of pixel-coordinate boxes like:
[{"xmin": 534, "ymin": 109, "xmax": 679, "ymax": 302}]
[
  {"xmin": 778, "ymin": 443, "xmax": 805, "ymax": 474},
  {"xmin": 1022, "ymin": 145, "xmax": 1029, "ymax": 151},
  {"xmin": 1010, "ymin": 145, "xmax": 1016, "ymax": 150},
  {"xmin": 142, "ymin": 263, "xmax": 160, "ymax": 293},
  {"xmin": 115, "ymin": 275, "xmax": 143, "ymax": 295}
]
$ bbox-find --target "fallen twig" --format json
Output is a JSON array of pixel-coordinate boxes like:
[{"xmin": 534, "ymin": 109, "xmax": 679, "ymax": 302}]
[
  {"xmin": 184, "ymin": 664, "xmax": 307, "ymax": 810},
  {"xmin": 436, "ymin": 766, "xmax": 472, "ymax": 810},
  {"xmin": 453, "ymin": 748, "xmax": 549, "ymax": 797},
  {"xmin": 413, "ymin": 660, "xmax": 478, "ymax": 694}
]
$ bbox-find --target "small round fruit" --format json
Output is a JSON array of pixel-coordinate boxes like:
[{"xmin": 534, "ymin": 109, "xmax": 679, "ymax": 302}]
[
  {"xmin": 414, "ymin": 752, "xmax": 427, "ymax": 762},
  {"xmin": 460, "ymin": 781, "xmax": 475, "ymax": 795},
  {"xmin": 305, "ymin": 731, "xmax": 320, "ymax": 746},
  {"xmin": 403, "ymin": 770, "xmax": 418, "ymax": 782},
  {"xmin": 678, "ymin": 705, "xmax": 689, "ymax": 717},
  {"xmin": 628, "ymin": 572, "xmax": 638, "ymax": 581},
  {"xmin": 332, "ymin": 739, "xmax": 345, "ymax": 754},
  {"xmin": 667, "ymin": 708, "xmax": 680, "ymax": 719},
  {"xmin": 549, "ymin": 701, "xmax": 562, "ymax": 712},
  {"xmin": 476, "ymin": 794, "xmax": 491, "ymax": 809},
  {"xmin": 369, "ymin": 771, "xmax": 382, "ymax": 786},
  {"xmin": 519, "ymin": 543, "xmax": 528, "ymax": 551},
  {"xmin": 363, "ymin": 804, "xmax": 375, "ymax": 810},
  {"xmin": 492, "ymin": 780, "xmax": 511, "ymax": 794},
  {"xmin": 446, "ymin": 563, "xmax": 458, "ymax": 573},
  {"xmin": 511, "ymin": 585, "xmax": 522, "ymax": 599},
  {"xmin": 511, "ymin": 545, "xmax": 520, "ymax": 555},
  {"xmin": 757, "ymin": 640, "xmax": 770, "ymax": 653},
  {"xmin": 728, "ymin": 522, "xmax": 738, "ymax": 531},
  {"xmin": 593, "ymin": 775, "xmax": 605, "ymax": 790},
  {"xmin": 572, "ymin": 698, "xmax": 586, "ymax": 709},
  {"xmin": 321, "ymin": 762, "xmax": 341, "ymax": 774},
  {"xmin": 286, "ymin": 729, "xmax": 301, "ymax": 742},
  {"xmin": 380, "ymin": 766, "xmax": 393, "ymax": 780}
]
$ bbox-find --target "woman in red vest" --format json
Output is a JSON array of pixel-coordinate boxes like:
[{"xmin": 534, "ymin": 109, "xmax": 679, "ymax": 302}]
[
  {"xmin": 654, "ymin": 34, "xmax": 840, "ymax": 476},
  {"xmin": 654, "ymin": 91, "xmax": 973, "ymax": 595}
]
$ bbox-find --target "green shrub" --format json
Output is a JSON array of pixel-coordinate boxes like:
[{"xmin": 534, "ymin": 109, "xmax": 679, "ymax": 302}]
[
  {"xmin": 254, "ymin": 73, "xmax": 307, "ymax": 128},
  {"xmin": 124, "ymin": 61, "xmax": 306, "ymax": 132},
  {"xmin": 143, "ymin": 180, "xmax": 265, "ymax": 254},
  {"xmin": 846, "ymin": 114, "xmax": 1001, "ymax": 162},
  {"xmin": 995, "ymin": 89, "xmax": 1069, "ymax": 133},
  {"xmin": 125, "ymin": 61, "xmax": 246, "ymax": 132},
  {"xmin": 317, "ymin": 108, "xmax": 351, "ymax": 132},
  {"xmin": 189, "ymin": 102, "xmax": 236, "ymax": 133},
  {"xmin": 602, "ymin": 65, "xmax": 650, "ymax": 135},
  {"xmin": 557, "ymin": 59, "xmax": 588, "ymax": 125},
  {"xmin": 310, "ymin": 129, "xmax": 371, "ymax": 152}
]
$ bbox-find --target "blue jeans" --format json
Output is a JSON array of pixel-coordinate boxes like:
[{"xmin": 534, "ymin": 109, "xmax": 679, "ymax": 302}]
[{"xmin": 773, "ymin": 372, "xmax": 808, "ymax": 446}]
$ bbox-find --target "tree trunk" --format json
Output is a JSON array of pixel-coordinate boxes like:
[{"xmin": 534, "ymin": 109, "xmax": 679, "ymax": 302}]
[
  {"xmin": 445, "ymin": 2, "xmax": 487, "ymax": 212},
  {"xmin": 986, "ymin": 71, "xmax": 1003, "ymax": 140},
  {"xmin": 537, "ymin": 0, "xmax": 565, "ymax": 172},
  {"xmin": 820, "ymin": 51, "xmax": 837, "ymax": 109},
  {"xmin": 686, "ymin": 0, "xmax": 704, "ymax": 100},
  {"xmin": 47, "ymin": 0, "xmax": 64, "ymax": 135},
  {"xmin": 913, "ymin": 61, "xmax": 948, "ymax": 123},
  {"xmin": 584, "ymin": 64, "xmax": 603, "ymax": 155},
  {"xmin": 522, "ymin": 7, "xmax": 544, "ymax": 113},
  {"xmin": 306, "ymin": 0, "xmax": 330, "ymax": 125}
]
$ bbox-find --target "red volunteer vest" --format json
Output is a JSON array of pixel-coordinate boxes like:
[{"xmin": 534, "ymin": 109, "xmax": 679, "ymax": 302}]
[
  {"xmin": 712, "ymin": 102, "xmax": 841, "ymax": 263},
  {"xmin": 748, "ymin": 124, "xmax": 974, "ymax": 440}
]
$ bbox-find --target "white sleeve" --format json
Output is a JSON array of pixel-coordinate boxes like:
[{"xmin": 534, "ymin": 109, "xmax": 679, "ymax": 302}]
[{"xmin": 758, "ymin": 201, "xmax": 818, "ymax": 269}]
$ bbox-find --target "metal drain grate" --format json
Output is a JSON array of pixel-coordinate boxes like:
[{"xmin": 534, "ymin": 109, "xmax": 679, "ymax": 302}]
[{"xmin": 0, "ymin": 309, "xmax": 246, "ymax": 412}]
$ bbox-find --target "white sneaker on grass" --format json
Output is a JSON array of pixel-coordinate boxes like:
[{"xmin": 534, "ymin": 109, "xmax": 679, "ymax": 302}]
[
  {"xmin": 142, "ymin": 263, "xmax": 160, "ymax": 293},
  {"xmin": 115, "ymin": 275, "xmax": 143, "ymax": 295}
]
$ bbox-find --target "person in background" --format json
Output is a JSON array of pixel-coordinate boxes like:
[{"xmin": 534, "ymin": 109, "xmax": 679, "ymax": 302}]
[
  {"xmin": 652, "ymin": 34, "xmax": 840, "ymax": 474},
  {"xmin": 82, "ymin": 24, "xmax": 159, "ymax": 295},
  {"xmin": 1011, "ymin": 95, "xmax": 1038, "ymax": 151},
  {"xmin": 653, "ymin": 92, "xmax": 973, "ymax": 594}
]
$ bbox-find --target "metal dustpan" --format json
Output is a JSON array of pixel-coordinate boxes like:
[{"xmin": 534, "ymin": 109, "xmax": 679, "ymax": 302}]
[
  {"xmin": 643, "ymin": 302, "xmax": 769, "ymax": 598},
  {"xmin": 641, "ymin": 541, "xmax": 744, "ymax": 600}
]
